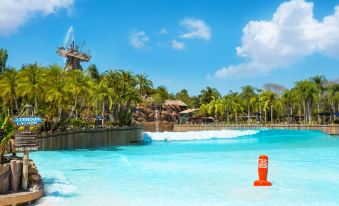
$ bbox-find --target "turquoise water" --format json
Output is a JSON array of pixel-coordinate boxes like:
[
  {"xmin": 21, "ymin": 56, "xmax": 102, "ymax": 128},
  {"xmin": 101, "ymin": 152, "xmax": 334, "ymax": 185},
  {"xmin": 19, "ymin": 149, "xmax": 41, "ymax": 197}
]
[{"xmin": 31, "ymin": 129, "xmax": 339, "ymax": 206}]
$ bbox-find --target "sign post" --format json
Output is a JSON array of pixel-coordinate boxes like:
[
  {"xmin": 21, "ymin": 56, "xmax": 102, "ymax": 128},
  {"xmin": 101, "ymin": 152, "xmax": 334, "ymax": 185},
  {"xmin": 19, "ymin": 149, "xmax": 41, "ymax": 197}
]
[{"xmin": 12, "ymin": 116, "xmax": 42, "ymax": 191}]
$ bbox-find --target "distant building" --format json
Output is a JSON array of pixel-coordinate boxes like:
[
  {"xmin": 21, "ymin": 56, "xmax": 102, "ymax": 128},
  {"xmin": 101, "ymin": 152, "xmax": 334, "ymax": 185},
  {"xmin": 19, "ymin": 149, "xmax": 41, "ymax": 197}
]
[
  {"xmin": 179, "ymin": 108, "xmax": 198, "ymax": 124},
  {"xmin": 163, "ymin": 100, "xmax": 188, "ymax": 110}
]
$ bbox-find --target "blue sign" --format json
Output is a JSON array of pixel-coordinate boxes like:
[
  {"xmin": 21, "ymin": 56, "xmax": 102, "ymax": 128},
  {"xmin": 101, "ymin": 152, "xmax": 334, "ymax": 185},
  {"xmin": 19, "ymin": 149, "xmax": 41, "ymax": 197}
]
[{"xmin": 13, "ymin": 116, "xmax": 43, "ymax": 126}]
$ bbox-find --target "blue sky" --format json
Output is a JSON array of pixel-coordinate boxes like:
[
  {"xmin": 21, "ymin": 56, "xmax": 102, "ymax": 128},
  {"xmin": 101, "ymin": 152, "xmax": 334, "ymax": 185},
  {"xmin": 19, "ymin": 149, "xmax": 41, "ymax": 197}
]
[{"xmin": 0, "ymin": 0, "xmax": 338, "ymax": 95}]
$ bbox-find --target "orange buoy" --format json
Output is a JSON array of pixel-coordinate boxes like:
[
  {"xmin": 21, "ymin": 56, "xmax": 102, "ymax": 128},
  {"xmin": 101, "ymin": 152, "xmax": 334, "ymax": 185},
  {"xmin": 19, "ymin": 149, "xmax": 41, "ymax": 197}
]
[{"xmin": 253, "ymin": 154, "xmax": 272, "ymax": 186}]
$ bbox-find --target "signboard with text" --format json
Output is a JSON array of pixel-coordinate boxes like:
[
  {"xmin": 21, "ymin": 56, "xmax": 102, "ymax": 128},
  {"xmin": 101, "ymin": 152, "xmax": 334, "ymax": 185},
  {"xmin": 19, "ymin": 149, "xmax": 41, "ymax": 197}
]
[
  {"xmin": 13, "ymin": 116, "xmax": 43, "ymax": 126},
  {"xmin": 12, "ymin": 116, "xmax": 42, "ymax": 152},
  {"xmin": 14, "ymin": 131, "xmax": 39, "ymax": 152}
]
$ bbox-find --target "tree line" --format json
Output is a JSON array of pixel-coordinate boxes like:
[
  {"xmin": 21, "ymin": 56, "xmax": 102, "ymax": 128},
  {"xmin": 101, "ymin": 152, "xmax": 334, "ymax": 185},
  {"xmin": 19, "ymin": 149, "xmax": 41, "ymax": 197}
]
[
  {"xmin": 183, "ymin": 79, "xmax": 339, "ymax": 124},
  {"xmin": 0, "ymin": 48, "xmax": 338, "ymax": 129}
]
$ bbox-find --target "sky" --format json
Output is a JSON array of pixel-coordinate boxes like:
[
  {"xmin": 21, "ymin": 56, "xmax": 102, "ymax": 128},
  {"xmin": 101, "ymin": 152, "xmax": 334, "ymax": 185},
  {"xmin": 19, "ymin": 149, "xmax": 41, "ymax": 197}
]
[{"xmin": 0, "ymin": 0, "xmax": 338, "ymax": 95}]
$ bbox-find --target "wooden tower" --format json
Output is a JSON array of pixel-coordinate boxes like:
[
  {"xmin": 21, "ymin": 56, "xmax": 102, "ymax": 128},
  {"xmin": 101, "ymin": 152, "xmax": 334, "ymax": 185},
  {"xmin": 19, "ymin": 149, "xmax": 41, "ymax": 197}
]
[{"xmin": 56, "ymin": 41, "xmax": 91, "ymax": 71}]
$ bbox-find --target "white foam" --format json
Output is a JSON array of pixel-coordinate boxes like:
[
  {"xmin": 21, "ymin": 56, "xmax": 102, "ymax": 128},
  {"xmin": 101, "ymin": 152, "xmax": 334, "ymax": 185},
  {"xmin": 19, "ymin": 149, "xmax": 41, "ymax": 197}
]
[
  {"xmin": 32, "ymin": 172, "xmax": 76, "ymax": 206},
  {"xmin": 144, "ymin": 129, "xmax": 259, "ymax": 141}
]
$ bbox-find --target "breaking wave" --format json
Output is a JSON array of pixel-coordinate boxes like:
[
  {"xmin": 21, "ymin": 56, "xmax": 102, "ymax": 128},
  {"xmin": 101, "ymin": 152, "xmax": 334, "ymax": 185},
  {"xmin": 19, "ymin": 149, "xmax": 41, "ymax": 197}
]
[{"xmin": 144, "ymin": 129, "xmax": 259, "ymax": 142}]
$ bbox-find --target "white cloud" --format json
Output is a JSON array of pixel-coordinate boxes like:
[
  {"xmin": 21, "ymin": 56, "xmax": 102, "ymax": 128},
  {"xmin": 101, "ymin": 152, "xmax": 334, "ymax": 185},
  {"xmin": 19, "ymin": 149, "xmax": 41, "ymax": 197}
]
[
  {"xmin": 213, "ymin": 0, "xmax": 339, "ymax": 79},
  {"xmin": 158, "ymin": 28, "xmax": 167, "ymax": 34},
  {"xmin": 0, "ymin": 0, "xmax": 74, "ymax": 36},
  {"xmin": 171, "ymin": 39, "xmax": 185, "ymax": 50},
  {"xmin": 179, "ymin": 18, "xmax": 211, "ymax": 40},
  {"xmin": 129, "ymin": 31, "xmax": 149, "ymax": 49}
]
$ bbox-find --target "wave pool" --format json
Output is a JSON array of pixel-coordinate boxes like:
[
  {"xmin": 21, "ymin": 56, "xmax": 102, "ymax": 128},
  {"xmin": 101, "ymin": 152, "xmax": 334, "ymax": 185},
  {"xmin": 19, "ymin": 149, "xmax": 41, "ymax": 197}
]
[{"xmin": 31, "ymin": 129, "xmax": 339, "ymax": 206}]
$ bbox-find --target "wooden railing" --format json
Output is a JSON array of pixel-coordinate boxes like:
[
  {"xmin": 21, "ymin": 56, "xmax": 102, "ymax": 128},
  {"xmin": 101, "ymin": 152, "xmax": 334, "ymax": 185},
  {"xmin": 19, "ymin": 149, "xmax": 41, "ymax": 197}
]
[{"xmin": 39, "ymin": 126, "xmax": 144, "ymax": 150}]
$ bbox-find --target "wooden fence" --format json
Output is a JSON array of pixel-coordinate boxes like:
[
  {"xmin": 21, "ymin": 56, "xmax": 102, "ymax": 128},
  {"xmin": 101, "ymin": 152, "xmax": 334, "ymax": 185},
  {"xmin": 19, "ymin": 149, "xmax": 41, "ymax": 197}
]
[
  {"xmin": 0, "ymin": 160, "xmax": 23, "ymax": 195},
  {"xmin": 39, "ymin": 126, "xmax": 144, "ymax": 150},
  {"xmin": 142, "ymin": 122, "xmax": 174, "ymax": 132},
  {"xmin": 173, "ymin": 124, "xmax": 339, "ymax": 135},
  {"xmin": 0, "ymin": 163, "xmax": 10, "ymax": 194}
]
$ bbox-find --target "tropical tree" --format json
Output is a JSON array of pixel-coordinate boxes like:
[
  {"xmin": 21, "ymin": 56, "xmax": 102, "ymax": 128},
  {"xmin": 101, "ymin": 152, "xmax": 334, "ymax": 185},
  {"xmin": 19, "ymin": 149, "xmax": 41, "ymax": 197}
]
[
  {"xmin": 152, "ymin": 85, "xmax": 170, "ymax": 105},
  {"xmin": 261, "ymin": 90, "xmax": 276, "ymax": 122},
  {"xmin": 0, "ymin": 49, "xmax": 8, "ymax": 73},
  {"xmin": 64, "ymin": 70, "xmax": 93, "ymax": 119},
  {"xmin": 281, "ymin": 89, "xmax": 299, "ymax": 123},
  {"xmin": 92, "ymin": 81, "xmax": 113, "ymax": 126},
  {"xmin": 324, "ymin": 82, "xmax": 339, "ymax": 123},
  {"xmin": 86, "ymin": 64, "xmax": 101, "ymax": 82},
  {"xmin": 176, "ymin": 89, "xmax": 192, "ymax": 107},
  {"xmin": 0, "ymin": 112, "xmax": 14, "ymax": 164},
  {"xmin": 0, "ymin": 68, "xmax": 19, "ymax": 113},
  {"xmin": 229, "ymin": 93, "xmax": 243, "ymax": 123},
  {"xmin": 205, "ymin": 96, "xmax": 224, "ymax": 122},
  {"xmin": 240, "ymin": 85, "xmax": 256, "ymax": 123},
  {"xmin": 310, "ymin": 75, "xmax": 327, "ymax": 123},
  {"xmin": 17, "ymin": 63, "xmax": 44, "ymax": 114},
  {"xmin": 294, "ymin": 80, "xmax": 317, "ymax": 124},
  {"xmin": 199, "ymin": 87, "xmax": 221, "ymax": 105},
  {"xmin": 136, "ymin": 74, "xmax": 153, "ymax": 96},
  {"xmin": 44, "ymin": 65, "xmax": 67, "ymax": 121}
]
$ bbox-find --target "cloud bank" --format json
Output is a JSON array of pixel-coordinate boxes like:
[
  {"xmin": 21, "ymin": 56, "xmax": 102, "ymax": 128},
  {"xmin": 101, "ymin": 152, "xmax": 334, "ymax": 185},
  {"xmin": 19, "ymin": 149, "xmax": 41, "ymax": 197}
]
[
  {"xmin": 129, "ymin": 31, "xmax": 149, "ymax": 49},
  {"xmin": 0, "ymin": 0, "xmax": 74, "ymax": 36},
  {"xmin": 213, "ymin": 0, "xmax": 339, "ymax": 79}
]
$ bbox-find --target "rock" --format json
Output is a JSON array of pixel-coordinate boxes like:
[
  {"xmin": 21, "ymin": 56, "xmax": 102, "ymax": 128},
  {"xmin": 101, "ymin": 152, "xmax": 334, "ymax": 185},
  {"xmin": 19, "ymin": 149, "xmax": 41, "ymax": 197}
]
[
  {"xmin": 29, "ymin": 185, "xmax": 40, "ymax": 192},
  {"xmin": 29, "ymin": 174, "xmax": 41, "ymax": 182},
  {"xmin": 29, "ymin": 164, "xmax": 37, "ymax": 172}
]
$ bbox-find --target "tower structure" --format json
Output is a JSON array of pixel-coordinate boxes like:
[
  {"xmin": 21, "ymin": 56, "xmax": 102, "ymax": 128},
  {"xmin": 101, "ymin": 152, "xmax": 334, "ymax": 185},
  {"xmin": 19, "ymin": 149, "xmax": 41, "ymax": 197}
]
[{"xmin": 56, "ymin": 41, "xmax": 91, "ymax": 71}]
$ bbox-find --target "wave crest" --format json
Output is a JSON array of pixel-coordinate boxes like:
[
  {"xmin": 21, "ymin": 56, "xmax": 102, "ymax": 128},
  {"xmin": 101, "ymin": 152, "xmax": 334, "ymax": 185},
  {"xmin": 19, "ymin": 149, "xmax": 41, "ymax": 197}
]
[{"xmin": 144, "ymin": 130, "xmax": 259, "ymax": 141}]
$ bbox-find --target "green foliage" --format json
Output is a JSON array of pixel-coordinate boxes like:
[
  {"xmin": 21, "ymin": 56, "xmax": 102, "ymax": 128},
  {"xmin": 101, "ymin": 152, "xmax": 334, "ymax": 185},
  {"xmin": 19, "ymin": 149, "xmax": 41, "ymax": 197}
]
[
  {"xmin": 0, "ymin": 112, "xmax": 14, "ymax": 147},
  {"xmin": 136, "ymin": 74, "xmax": 153, "ymax": 96},
  {"xmin": 0, "ymin": 48, "xmax": 8, "ymax": 73},
  {"xmin": 153, "ymin": 86, "xmax": 170, "ymax": 104},
  {"xmin": 86, "ymin": 64, "xmax": 101, "ymax": 81},
  {"xmin": 176, "ymin": 89, "xmax": 193, "ymax": 107},
  {"xmin": 0, "ymin": 48, "xmax": 338, "ymax": 125},
  {"xmin": 68, "ymin": 118, "xmax": 89, "ymax": 129},
  {"xmin": 199, "ymin": 87, "xmax": 221, "ymax": 105}
]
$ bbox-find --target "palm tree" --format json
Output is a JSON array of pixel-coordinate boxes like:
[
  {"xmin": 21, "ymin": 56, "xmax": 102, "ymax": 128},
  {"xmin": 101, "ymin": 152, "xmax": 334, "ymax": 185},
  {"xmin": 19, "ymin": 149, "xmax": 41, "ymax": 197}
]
[
  {"xmin": 86, "ymin": 64, "xmax": 101, "ymax": 82},
  {"xmin": 199, "ymin": 87, "xmax": 221, "ymax": 105},
  {"xmin": 206, "ymin": 96, "xmax": 224, "ymax": 122},
  {"xmin": 310, "ymin": 75, "xmax": 327, "ymax": 124},
  {"xmin": 93, "ymin": 82, "xmax": 113, "ymax": 126},
  {"xmin": 261, "ymin": 90, "xmax": 277, "ymax": 123},
  {"xmin": 153, "ymin": 85, "xmax": 170, "ymax": 105},
  {"xmin": 136, "ymin": 74, "xmax": 153, "ymax": 96},
  {"xmin": 176, "ymin": 89, "xmax": 192, "ymax": 107},
  {"xmin": 17, "ymin": 63, "xmax": 44, "ymax": 114},
  {"xmin": 230, "ymin": 93, "xmax": 243, "ymax": 123},
  {"xmin": 240, "ymin": 85, "xmax": 256, "ymax": 123},
  {"xmin": 64, "ymin": 70, "xmax": 92, "ymax": 119},
  {"xmin": 44, "ymin": 65, "xmax": 67, "ymax": 121},
  {"xmin": 324, "ymin": 83, "xmax": 339, "ymax": 123},
  {"xmin": 294, "ymin": 80, "xmax": 317, "ymax": 124},
  {"xmin": 281, "ymin": 89, "xmax": 298, "ymax": 123},
  {"xmin": 0, "ymin": 68, "xmax": 19, "ymax": 113},
  {"xmin": 120, "ymin": 87, "xmax": 142, "ymax": 125},
  {"xmin": 223, "ymin": 94, "xmax": 232, "ymax": 123},
  {"xmin": 0, "ymin": 49, "xmax": 8, "ymax": 73}
]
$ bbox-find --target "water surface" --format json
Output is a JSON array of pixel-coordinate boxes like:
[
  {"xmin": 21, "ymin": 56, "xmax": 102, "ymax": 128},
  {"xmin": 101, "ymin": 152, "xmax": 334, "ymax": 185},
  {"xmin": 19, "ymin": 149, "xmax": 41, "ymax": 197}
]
[{"xmin": 32, "ymin": 129, "xmax": 339, "ymax": 206}]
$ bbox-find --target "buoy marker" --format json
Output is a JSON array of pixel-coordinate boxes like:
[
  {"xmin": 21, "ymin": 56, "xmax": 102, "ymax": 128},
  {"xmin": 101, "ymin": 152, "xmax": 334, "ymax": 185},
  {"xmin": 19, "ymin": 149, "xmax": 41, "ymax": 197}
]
[{"xmin": 253, "ymin": 154, "xmax": 272, "ymax": 186}]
